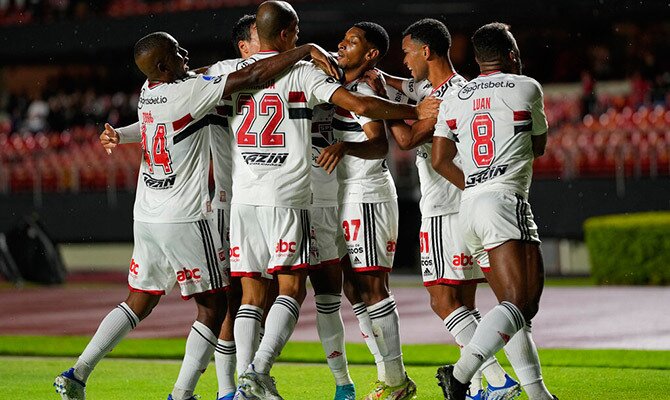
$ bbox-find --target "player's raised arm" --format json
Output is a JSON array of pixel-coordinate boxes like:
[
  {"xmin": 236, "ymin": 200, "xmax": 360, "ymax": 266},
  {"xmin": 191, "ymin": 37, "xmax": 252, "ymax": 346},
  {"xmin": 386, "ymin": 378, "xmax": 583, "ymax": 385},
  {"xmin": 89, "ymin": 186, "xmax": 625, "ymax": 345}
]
[
  {"xmin": 330, "ymin": 87, "xmax": 424, "ymax": 121},
  {"xmin": 317, "ymin": 120, "xmax": 388, "ymax": 174},
  {"xmin": 99, "ymin": 122, "xmax": 142, "ymax": 154},
  {"xmin": 223, "ymin": 43, "xmax": 339, "ymax": 96}
]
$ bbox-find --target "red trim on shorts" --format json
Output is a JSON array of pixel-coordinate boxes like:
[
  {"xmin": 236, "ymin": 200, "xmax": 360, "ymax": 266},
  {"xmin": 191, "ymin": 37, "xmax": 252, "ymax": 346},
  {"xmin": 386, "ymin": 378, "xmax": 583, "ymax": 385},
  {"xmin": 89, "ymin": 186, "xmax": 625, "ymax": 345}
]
[
  {"xmin": 231, "ymin": 271, "xmax": 263, "ymax": 278},
  {"xmin": 353, "ymin": 266, "xmax": 392, "ymax": 273},
  {"xmin": 127, "ymin": 284, "xmax": 165, "ymax": 296},
  {"xmin": 268, "ymin": 262, "xmax": 310, "ymax": 274},
  {"xmin": 480, "ymin": 266, "xmax": 491, "ymax": 273},
  {"xmin": 180, "ymin": 286, "xmax": 229, "ymax": 300},
  {"xmin": 423, "ymin": 278, "xmax": 487, "ymax": 287}
]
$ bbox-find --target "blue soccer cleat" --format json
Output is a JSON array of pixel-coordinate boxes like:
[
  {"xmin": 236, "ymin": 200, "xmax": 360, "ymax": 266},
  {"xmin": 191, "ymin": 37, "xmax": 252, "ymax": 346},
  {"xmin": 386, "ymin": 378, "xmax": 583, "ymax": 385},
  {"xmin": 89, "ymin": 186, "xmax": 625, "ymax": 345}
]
[
  {"xmin": 334, "ymin": 383, "xmax": 356, "ymax": 400},
  {"xmin": 217, "ymin": 392, "xmax": 235, "ymax": 400},
  {"xmin": 484, "ymin": 374, "xmax": 521, "ymax": 400},
  {"xmin": 53, "ymin": 368, "xmax": 86, "ymax": 400},
  {"xmin": 467, "ymin": 389, "xmax": 485, "ymax": 400},
  {"xmin": 166, "ymin": 394, "xmax": 199, "ymax": 400}
]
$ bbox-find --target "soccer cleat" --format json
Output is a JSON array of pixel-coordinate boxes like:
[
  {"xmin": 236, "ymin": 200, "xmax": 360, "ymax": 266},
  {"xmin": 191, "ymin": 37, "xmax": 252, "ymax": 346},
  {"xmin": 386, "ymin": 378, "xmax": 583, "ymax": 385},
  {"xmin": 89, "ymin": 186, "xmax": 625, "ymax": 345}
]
[
  {"xmin": 362, "ymin": 375, "xmax": 417, "ymax": 400},
  {"xmin": 235, "ymin": 364, "xmax": 282, "ymax": 400},
  {"xmin": 334, "ymin": 383, "xmax": 356, "ymax": 400},
  {"xmin": 53, "ymin": 368, "xmax": 86, "ymax": 400},
  {"xmin": 436, "ymin": 365, "xmax": 470, "ymax": 400},
  {"xmin": 166, "ymin": 395, "xmax": 200, "ymax": 400},
  {"xmin": 484, "ymin": 374, "xmax": 521, "ymax": 400},
  {"xmin": 467, "ymin": 389, "xmax": 485, "ymax": 400},
  {"xmin": 552, "ymin": 396, "xmax": 559, "ymax": 400},
  {"xmin": 216, "ymin": 392, "xmax": 235, "ymax": 400}
]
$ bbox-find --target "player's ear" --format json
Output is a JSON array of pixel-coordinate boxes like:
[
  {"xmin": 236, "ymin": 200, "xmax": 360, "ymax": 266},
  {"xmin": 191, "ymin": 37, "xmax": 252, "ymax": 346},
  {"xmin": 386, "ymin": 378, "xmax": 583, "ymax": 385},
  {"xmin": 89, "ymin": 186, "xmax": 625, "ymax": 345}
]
[
  {"xmin": 423, "ymin": 45, "xmax": 431, "ymax": 60},
  {"xmin": 238, "ymin": 40, "xmax": 247, "ymax": 56},
  {"xmin": 156, "ymin": 61, "xmax": 168, "ymax": 73},
  {"xmin": 366, "ymin": 48, "xmax": 379, "ymax": 61}
]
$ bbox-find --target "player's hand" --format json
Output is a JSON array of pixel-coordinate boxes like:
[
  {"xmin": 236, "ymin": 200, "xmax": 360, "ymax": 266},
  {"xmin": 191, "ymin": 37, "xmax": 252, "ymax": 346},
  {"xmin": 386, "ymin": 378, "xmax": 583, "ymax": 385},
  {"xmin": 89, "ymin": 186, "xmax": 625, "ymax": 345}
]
[
  {"xmin": 317, "ymin": 142, "xmax": 347, "ymax": 174},
  {"xmin": 362, "ymin": 69, "xmax": 388, "ymax": 99},
  {"xmin": 417, "ymin": 96, "xmax": 441, "ymax": 120},
  {"xmin": 100, "ymin": 123, "xmax": 120, "ymax": 155},
  {"xmin": 309, "ymin": 43, "xmax": 341, "ymax": 81}
]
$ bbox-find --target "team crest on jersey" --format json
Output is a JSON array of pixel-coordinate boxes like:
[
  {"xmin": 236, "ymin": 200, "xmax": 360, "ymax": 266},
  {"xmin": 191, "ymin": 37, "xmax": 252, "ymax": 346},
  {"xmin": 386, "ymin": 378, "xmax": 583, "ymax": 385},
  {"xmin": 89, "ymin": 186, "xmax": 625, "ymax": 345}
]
[
  {"xmin": 142, "ymin": 173, "xmax": 176, "ymax": 189},
  {"xmin": 201, "ymin": 75, "xmax": 223, "ymax": 84},
  {"xmin": 241, "ymin": 152, "xmax": 288, "ymax": 166}
]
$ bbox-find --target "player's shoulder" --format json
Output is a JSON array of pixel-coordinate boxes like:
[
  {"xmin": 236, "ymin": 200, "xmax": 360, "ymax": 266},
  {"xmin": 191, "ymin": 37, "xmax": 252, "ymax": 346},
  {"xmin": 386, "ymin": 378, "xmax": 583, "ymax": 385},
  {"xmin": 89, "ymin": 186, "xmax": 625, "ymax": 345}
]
[
  {"xmin": 207, "ymin": 58, "xmax": 241, "ymax": 75},
  {"xmin": 347, "ymin": 79, "xmax": 375, "ymax": 96}
]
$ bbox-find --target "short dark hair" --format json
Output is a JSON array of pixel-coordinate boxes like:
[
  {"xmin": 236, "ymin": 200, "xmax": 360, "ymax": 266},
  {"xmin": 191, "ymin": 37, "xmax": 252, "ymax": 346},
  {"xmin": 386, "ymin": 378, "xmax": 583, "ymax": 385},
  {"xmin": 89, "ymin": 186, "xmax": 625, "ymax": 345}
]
[
  {"xmin": 353, "ymin": 21, "xmax": 389, "ymax": 59},
  {"xmin": 232, "ymin": 14, "xmax": 256, "ymax": 57},
  {"xmin": 402, "ymin": 18, "xmax": 451, "ymax": 58},
  {"xmin": 134, "ymin": 31, "xmax": 171, "ymax": 59},
  {"xmin": 471, "ymin": 22, "xmax": 514, "ymax": 62}
]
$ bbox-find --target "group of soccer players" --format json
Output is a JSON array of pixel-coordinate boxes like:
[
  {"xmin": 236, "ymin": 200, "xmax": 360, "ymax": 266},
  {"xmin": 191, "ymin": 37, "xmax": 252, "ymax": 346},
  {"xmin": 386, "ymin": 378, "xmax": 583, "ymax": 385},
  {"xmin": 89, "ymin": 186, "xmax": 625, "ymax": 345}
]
[{"xmin": 53, "ymin": 1, "xmax": 559, "ymax": 400}]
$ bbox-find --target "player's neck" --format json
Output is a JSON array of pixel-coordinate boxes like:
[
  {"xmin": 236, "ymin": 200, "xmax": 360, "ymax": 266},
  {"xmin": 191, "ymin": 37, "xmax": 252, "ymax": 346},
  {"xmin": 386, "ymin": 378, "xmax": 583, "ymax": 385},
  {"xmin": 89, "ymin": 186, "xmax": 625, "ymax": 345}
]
[
  {"xmin": 479, "ymin": 61, "xmax": 505, "ymax": 75},
  {"xmin": 344, "ymin": 63, "xmax": 372, "ymax": 85},
  {"xmin": 427, "ymin": 58, "xmax": 455, "ymax": 89},
  {"xmin": 258, "ymin": 39, "xmax": 283, "ymax": 53}
]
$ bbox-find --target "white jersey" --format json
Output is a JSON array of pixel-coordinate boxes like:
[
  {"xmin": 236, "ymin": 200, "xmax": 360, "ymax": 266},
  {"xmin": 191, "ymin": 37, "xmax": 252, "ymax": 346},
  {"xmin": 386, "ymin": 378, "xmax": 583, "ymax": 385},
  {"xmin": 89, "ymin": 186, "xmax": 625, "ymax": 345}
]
[
  {"xmin": 133, "ymin": 74, "xmax": 228, "ymax": 223},
  {"xmin": 206, "ymin": 59, "xmax": 239, "ymax": 209},
  {"xmin": 434, "ymin": 72, "xmax": 548, "ymax": 199},
  {"xmin": 401, "ymin": 74, "xmax": 467, "ymax": 217},
  {"xmin": 310, "ymin": 104, "xmax": 339, "ymax": 207},
  {"xmin": 334, "ymin": 79, "xmax": 396, "ymax": 204},
  {"xmin": 226, "ymin": 51, "xmax": 343, "ymax": 208}
]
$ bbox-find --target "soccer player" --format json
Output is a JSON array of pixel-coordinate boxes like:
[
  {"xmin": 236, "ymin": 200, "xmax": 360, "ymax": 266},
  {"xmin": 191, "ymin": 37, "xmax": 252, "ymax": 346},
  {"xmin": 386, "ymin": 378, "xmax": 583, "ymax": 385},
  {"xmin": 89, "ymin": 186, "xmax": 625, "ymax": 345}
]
[
  {"xmin": 316, "ymin": 22, "xmax": 420, "ymax": 400},
  {"xmin": 208, "ymin": 14, "xmax": 260, "ymax": 400},
  {"xmin": 364, "ymin": 18, "xmax": 520, "ymax": 400},
  {"xmin": 53, "ymin": 31, "xmax": 338, "ymax": 400},
  {"xmin": 226, "ymin": 2, "xmax": 432, "ymax": 399},
  {"xmin": 430, "ymin": 23, "xmax": 558, "ymax": 400}
]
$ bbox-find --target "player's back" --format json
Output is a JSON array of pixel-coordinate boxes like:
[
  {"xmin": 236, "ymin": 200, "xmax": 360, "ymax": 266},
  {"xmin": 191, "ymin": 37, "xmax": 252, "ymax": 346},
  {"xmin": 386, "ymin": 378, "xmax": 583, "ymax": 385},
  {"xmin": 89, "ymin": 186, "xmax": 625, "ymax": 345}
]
[
  {"xmin": 441, "ymin": 72, "xmax": 547, "ymax": 199},
  {"xmin": 134, "ymin": 74, "xmax": 227, "ymax": 223},
  {"xmin": 227, "ymin": 52, "xmax": 342, "ymax": 209}
]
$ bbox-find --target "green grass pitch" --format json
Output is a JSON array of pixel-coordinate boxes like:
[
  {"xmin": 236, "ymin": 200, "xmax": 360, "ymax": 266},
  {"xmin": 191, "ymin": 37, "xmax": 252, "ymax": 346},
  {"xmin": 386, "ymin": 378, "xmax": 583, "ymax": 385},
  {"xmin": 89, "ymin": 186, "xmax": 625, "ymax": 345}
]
[{"xmin": 2, "ymin": 336, "xmax": 670, "ymax": 399}]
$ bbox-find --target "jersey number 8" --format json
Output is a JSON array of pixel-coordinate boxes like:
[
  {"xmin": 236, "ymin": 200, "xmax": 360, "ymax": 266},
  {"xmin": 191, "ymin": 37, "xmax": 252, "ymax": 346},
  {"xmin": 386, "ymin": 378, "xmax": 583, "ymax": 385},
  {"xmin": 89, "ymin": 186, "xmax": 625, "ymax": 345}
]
[{"xmin": 471, "ymin": 113, "xmax": 495, "ymax": 168}]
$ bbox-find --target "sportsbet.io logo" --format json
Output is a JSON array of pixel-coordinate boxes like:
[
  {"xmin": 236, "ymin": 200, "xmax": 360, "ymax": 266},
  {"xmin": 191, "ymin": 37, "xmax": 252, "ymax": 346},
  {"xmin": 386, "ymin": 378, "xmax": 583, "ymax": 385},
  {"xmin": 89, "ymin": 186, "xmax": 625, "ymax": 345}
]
[{"xmin": 458, "ymin": 80, "xmax": 515, "ymax": 100}]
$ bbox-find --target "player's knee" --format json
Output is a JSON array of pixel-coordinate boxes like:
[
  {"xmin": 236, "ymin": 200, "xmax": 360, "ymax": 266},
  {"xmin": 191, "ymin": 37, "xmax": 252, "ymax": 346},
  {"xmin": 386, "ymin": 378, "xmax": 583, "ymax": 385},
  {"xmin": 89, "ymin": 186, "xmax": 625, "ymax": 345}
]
[{"xmin": 429, "ymin": 291, "xmax": 461, "ymax": 319}]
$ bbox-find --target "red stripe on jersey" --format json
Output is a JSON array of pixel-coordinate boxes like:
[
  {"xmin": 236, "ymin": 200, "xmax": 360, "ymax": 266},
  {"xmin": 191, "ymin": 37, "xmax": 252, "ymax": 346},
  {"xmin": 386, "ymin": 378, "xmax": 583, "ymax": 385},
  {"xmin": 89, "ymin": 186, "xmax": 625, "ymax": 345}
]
[
  {"xmin": 447, "ymin": 119, "xmax": 457, "ymax": 130},
  {"xmin": 288, "ymin": 91, "xmax": 307, "ymax": 103},
  {"xmin": 335, "ymin": 106, "xmax": 352, "ymax": 118},
  {"xmin": 147, "ymin": 81, "xmax": 163, "ymax": 89},
  {"xmin": 513, "ymin": 111, "xmax": 532, "ymax": 121},
  {"xmin": 479, "ymin": 70, "xmax": 502, "ymax": 77},
  {"xmin": 172, "ymin": 113, "xmax": 194, "ymax": 131}
]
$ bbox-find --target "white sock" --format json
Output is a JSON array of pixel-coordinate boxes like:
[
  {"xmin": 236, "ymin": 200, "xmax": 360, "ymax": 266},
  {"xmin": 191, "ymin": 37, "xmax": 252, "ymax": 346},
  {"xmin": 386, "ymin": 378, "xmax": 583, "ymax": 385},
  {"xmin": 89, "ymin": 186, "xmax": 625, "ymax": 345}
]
[
  {"xmin": 234, "ymin": 304, "xmax": 263, "ymax": 377},
  {"xmin": 468, "ymin": 308, "xmax": 509, "ymax": 387},
  {"xmin": 444, "ymin": 306, "xmax": 482, "ymax": 393},
  {"xmin": 454, "ymin": 302, "xmax": 525, "ymax": 385},
  {"xmin": 367, "ymin": 296, "xmax": 405, "ymax": 387},
  {"xmin": 253, "ymin": 295, "xmax": 300, "ymax": 374},
  {"xmin": 316, "ymin": 294, "xmax": 353, "ymax": 386},
  {"xmin": 505, "ymin": 321, "xmax": 553, "ymax": 400},
  {"xmin": 172, "ymin": 321, "xmax": 217, "ymax": 400},
  {"xmin": 353, "ymin": 302, "xmax": 385, "ymax": 381},
  {"xmin": 215, "ymin": 339, "xmax": 237, "ymax": 397},
  {"xmin": 259, "ymin": 326, "xmax": 265, "ymax": 345},
  {"xmin": 73, "ymin": 302, "xmax": 139, "ymax": 382}
]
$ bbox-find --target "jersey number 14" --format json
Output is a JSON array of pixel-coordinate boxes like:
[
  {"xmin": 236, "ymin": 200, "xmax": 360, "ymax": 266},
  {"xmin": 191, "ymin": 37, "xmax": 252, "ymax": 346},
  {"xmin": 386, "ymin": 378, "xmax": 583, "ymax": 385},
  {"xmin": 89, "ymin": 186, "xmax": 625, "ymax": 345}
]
[{"xmin": 141, "ymin": 123, "xmax": 173, "ymax": 174}]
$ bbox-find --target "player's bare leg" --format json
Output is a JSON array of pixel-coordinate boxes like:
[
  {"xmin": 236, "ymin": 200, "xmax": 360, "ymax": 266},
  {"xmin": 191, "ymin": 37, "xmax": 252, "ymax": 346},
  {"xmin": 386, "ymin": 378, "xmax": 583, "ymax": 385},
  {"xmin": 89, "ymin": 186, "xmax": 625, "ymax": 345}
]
[
  {"xmin": 215, "ymin": 277, "xmax": 242, "ymax": 400},
  {"xmin": 234, "ymin": 276, "xmax": 270, "ymax": 378},
  {"xmin": 170, "ymin": 291, "xmax": 226, "ymax": 400},
  {"xmin": 54, "ymin": 292, "xmax": 160, "ymax": 400},
  {"xmin": 341, "ymin": 256, "xmax": 386, "ymax": 385},
  {"xmin": 356, "ymin": 271, "xmax": 416, "ymax": 400},
  {"xmin": 310, "ymin": 263, "xmax": 355, "ymax": 399},
  {"xmin": 446, "ymin": 241, "xmax": 554, "ymax": 400}
]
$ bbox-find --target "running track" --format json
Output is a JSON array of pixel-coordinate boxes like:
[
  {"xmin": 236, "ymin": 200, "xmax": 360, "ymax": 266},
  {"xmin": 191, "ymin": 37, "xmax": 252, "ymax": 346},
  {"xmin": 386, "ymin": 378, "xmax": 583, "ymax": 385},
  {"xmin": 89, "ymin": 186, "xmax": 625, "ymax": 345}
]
[{"xmin": 1, "ymin": 277, "xmax": 669, "ymax": 350}]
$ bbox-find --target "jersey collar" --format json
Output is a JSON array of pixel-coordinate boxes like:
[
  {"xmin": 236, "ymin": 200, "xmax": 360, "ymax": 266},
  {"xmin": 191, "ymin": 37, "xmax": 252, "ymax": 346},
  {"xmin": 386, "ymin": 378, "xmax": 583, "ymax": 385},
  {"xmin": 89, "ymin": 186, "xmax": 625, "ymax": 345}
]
[
  {"xmin": 478, "ymin": 70, "xmax": 502, "ymax": 77},
  {"xmin": 430, "ymin": 72, "xmax": 456, "ymax": 95}
]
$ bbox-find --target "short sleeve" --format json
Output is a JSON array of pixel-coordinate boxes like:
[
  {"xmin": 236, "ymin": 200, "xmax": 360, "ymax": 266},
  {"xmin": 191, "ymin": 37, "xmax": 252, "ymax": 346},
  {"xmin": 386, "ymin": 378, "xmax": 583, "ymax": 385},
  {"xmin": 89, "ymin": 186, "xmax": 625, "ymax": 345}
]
[
  {"xmin": 530, "ymin": 81, "xmax": 548, "ymax": 135},
  {"xmin": 301, "ymin": 63, "xmax": 343, "ymax": 107},
  {"xmin": 188, "ymin": 74, "xmax": 228, "ymax": 120},
  {"xmin": 386, "ymin": 85, "xmax": 410, "ymax": 105},
  {"xmin": 401, "ymin": 78, "xmax": 432, "ymax": 102},
  {"xmin": 433, "ymin": 100, "xmax": 458, "ymax": 142},
  {"xmin": 206, "ymin": 59, "xmax": 237, "ymax": 75}
]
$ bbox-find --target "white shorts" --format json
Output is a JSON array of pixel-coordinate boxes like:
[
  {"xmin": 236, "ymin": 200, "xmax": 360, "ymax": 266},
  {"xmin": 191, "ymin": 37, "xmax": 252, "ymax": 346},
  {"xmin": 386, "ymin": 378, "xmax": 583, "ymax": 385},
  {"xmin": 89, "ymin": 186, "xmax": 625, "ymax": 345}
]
[
  {"xmin": 213, "ymin": 205, "xmax": 231, "ymax": 266},
  {"xmin": 310, "ymin": 205, "xmax": 347, "ymax": 268},
  {"xmin": 129, "ymin": 220, "xmax": 229, "ymax": 300},
  {"xmin": 229, "ymin": 204, "xmax": 310, "ymax": 278},
  {"xmin": 460, "ymin": 190, "xmax": 540, "ymax": 270},
  {"xmin": 420, "ymin": 214, "xmax": 486, "ymax": 286},
  {"xmin": 339, "ymin": 201, "xmax": 398, "ymax": 272}
]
